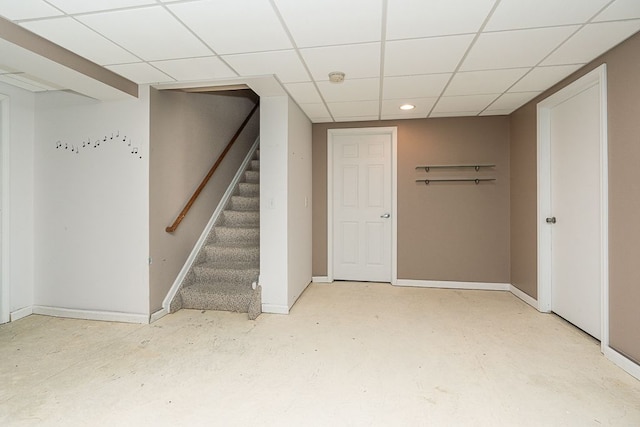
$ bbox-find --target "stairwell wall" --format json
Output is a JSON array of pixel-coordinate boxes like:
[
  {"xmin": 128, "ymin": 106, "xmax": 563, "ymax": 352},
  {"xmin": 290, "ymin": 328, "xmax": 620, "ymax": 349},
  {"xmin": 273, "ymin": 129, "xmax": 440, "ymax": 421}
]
[
  {"xmin": 287, "ymin": 98, "xmax": 312, "ymax": 308},
  {"xmin": 260, "ymin": 96, "xmax": 312, "ymax": 313},
  {"xmin": 149, "ymin": 89, "xmax": 258, "ymax": 314},
  {"xmin": 33, "ymin": 87, "xmax": 150, "ymax": 319}
]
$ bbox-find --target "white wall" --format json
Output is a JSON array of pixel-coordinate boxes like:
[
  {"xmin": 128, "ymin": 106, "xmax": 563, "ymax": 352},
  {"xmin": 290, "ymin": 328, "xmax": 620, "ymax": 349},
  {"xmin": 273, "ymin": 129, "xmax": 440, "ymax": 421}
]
[
  {"xmin": 259, "ymin": 96, "xmax": 312, "ymax": 313},
  {"xmin": 259, "ymin": 96, "xmax": 289, "ymax": 313},
  {"xmin": 34, "ymin": 87, "xmax": 150, "ymax": 318},
  {"xmin": 287, "ymin": 98, "xmax": 312, "ymax": 307},
  {"xmin": 0, "ymin": 82, "xmax": 35, "ymax": 320}
]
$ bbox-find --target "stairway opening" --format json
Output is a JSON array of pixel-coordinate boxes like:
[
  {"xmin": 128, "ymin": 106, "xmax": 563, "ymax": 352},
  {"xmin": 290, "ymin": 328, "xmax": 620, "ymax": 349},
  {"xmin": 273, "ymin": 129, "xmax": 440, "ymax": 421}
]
[{"xmin": 170, "ymin": 146, "xmax": 261, "ymax": 319}]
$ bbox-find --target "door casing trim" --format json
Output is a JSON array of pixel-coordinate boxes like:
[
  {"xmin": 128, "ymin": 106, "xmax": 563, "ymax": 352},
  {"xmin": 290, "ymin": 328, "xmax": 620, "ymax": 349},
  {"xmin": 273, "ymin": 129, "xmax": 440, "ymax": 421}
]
[{"xmin": 327, "ymin": 127, "xmax": 397, "ymax": 284}]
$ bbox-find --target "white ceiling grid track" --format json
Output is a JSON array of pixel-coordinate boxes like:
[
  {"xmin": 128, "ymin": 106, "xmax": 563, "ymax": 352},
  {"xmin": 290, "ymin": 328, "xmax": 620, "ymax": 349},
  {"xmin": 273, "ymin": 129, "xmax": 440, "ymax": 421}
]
[{"xmin": 0, "ymin": 0, "xmax": 639, "ymax": 122}]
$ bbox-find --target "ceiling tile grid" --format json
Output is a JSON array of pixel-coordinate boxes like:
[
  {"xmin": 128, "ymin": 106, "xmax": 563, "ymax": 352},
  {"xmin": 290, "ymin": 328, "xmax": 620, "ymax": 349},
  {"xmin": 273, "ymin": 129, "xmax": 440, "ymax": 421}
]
[{"xmin": 0, "ymin": 0, "xmax": 638, "ymax": 122}]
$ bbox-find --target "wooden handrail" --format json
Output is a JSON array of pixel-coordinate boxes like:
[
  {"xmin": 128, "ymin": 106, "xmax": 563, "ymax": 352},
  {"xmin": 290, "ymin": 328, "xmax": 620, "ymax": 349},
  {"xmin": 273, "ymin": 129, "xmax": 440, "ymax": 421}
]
[{"xmin": 166, "ymin": 102, "xmax": 259, "ymax": 233}]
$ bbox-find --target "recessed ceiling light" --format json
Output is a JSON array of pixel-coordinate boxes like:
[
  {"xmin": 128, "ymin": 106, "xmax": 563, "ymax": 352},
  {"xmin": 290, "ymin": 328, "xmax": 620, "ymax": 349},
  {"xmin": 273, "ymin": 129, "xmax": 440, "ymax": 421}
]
[
  {"xmin": 400, "ymin": 104, "xmax": 415, "ymax": 110},
  {"xmin": 328, "ymin": 71, "xmax": 345, "ymax": 83}
]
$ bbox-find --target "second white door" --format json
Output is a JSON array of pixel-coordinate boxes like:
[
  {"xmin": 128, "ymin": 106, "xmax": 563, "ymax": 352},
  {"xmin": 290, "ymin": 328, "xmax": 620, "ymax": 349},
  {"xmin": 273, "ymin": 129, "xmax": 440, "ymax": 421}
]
[
  {"xmin": 331, "ymin": 129, "xmax": 393, "ymax": 282},
  {"xmin": 549, "ymin": 82, "xmax": 602, "ymax": 340}
]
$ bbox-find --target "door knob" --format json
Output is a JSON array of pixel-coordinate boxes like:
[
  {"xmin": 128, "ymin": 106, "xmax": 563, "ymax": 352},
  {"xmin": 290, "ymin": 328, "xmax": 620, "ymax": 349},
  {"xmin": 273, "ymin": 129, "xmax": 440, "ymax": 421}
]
[
  {"xmin": 380, "ymin": 213, "xmax": 391, "ymax": 219},
  {"xmin": 546, "ymin": 217, "xmax": 556, "ymax": 224}
]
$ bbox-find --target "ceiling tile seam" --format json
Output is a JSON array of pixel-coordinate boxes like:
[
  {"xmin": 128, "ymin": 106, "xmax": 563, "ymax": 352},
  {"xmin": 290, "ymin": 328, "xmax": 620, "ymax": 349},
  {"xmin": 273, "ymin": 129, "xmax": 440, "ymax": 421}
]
[
  {"xmin": 268, "ymin": 0, "xmax": 334, "ymax": 122},
  {"xmin": 426, "ymin": 0, "xmax": 503, "ymax": 118},
  {"xmin": 480, "ymin": 22, "xmax": 610, "ymax": 35},
  {"xmin": 159, "ymin": 3, "xmax": 240, "ymax": 78},
  {"xmin": 66, "ymin": 15, "xmax": 147, "ymax": 66},
  {"xmin": 532, "ymin": 0, "xmax": 618, "ymax": 67},
  {"xmin": 378, "ymin": 0, "xmax": 388, "ymax": 121},
  {"xmin": 297, "ymin": 40, "xmax": 383, "ymax": 51},
  {"xmin": 13, "ymin": 4, "xmax": 154, "ymax": 23},
  {"xmin": 477, "ymin": 0, "xmax": 616, "ymax": 116}
]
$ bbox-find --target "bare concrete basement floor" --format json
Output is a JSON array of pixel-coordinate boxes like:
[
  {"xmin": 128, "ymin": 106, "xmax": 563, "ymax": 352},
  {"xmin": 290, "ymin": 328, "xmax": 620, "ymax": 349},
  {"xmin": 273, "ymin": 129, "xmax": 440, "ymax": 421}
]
[{"xmin": 1, "ymin": 282, "xmax": 639, "ymax": 426}]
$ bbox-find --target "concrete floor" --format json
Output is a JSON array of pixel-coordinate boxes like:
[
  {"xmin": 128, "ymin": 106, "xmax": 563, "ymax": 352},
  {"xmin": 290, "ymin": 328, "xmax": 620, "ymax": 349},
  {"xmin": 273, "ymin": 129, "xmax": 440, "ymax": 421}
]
[{"xmin": 1, "ymin": 282, "xmax": 639, "ymax": 426}]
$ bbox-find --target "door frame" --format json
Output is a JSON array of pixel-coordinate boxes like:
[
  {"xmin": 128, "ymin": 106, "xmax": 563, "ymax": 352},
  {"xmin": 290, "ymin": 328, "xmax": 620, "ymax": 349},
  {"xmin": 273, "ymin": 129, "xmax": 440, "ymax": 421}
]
[
  {"xmin": 0, "ymin": 93, "xmax": 10, "ymax": 324},
  {"xmin": 536, "ymin": 64, "xmax": 608, "ymax": 347},
  {"xmin": 327, "ymin": 127, "xmax": 397, "ymax": 284}
]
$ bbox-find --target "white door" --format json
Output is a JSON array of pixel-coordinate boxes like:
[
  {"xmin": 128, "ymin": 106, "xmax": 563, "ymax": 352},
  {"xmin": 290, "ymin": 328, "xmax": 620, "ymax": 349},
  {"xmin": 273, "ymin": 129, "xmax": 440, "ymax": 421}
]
[
  {"xmin": 331, "ymin": 130, "xmax": 393, "ymax": 282},
  {"xmin": 549, "ymin": 83, "xmax": 602, "ymax": 339}
]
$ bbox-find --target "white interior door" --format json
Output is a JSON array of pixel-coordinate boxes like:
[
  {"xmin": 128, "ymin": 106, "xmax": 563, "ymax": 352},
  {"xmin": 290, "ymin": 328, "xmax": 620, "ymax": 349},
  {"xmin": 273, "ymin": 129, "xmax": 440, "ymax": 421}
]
[
  {"xmin": 548, "ymin": 83, "xmax": 602, "ymax": 339},
  {"xmin": 331, "ymin": 130, "xmax": 392, "ymax": 282}
]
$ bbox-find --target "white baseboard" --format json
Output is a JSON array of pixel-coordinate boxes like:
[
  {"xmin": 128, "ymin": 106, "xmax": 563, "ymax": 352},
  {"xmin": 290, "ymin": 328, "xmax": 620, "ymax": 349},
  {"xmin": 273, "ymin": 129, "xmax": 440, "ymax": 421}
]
[
  {"xmin": 10, "ymin": 306, "xmax": 33, "ymax": 322},
  {"xmin": 395, "ymin": 279, "xmax": 510, "ymax": 291},
  {"xmin": 149, "ymin": 308, "xmax": 168, "ymax": 323},
  {"xmin": 509, "ymin": 285, "xmax": 539, "ymax": 310},
  {"xmin": 163, "ymin": 138, "xmax": 261, "ymax": 312},
  {"xmin": 262, "ymin": 304, "xmax": 289, "ymax": 314},
  {"xmin": 32, "ymin": 306, "xmax": 148, "ymax": 324},
  {"xmin": 604, "ymin": 346, "xmax": 640, "ymax": 381},
  {"xmin": 312, "ymin": 276, "xmax": 332, "ymax": 283}
]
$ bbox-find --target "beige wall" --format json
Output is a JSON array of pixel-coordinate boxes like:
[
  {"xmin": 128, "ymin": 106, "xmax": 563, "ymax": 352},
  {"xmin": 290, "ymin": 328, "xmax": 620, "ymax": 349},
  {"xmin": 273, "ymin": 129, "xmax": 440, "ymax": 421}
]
[
  {"xmin": 313, "ymin": 116, "xmax": 510, "ymax": 283},
  {"xmin": 149, "ymin": 89, "xmax": 258, "ymax": 312},
  {"xmin": 509, "ymin": 32, "xmax": 640, "ymax": 363}
]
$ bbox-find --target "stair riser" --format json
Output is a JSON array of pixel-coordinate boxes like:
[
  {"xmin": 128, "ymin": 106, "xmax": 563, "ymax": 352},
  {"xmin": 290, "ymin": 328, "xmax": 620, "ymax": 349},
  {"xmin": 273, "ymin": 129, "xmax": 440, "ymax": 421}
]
[
  {"xmin": 194, "ymin": 267, "xmax": 259, "ymax": 284},
  {"xmin": 244, "ymin": 170, "xmax": 259, "ymax": 183},
  {"xmin": 238, "ymin": 183, "xmax": 259, "ymax": 197},
  {"xmin": 212, "ymin": 227, "xmax": 259, "ymax": 244},
  {"xmin": 250, "ymin": 160, "xmax": 260, "ymax": 171},
  {"xmin": 222, "ymin": 211, "xmax": 259, "ymax": 227},
  {"xmin": 204, "ymin": 246, "xmax": 260, "ymax": 264},
  {"xmin": 180, "ymin": 289, "xmax": 251, "ymax": 312},
  {"xmin": 230, "ymin": 196, "xmax": 259, "ymax": 211}
]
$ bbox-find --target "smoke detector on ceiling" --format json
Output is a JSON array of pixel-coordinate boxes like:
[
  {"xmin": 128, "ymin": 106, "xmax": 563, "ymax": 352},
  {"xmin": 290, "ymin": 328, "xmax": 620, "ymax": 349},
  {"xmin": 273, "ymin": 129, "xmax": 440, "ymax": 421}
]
[{"xmin": 328, "ymin": 71, "xmax": 345, "ymax": 83}]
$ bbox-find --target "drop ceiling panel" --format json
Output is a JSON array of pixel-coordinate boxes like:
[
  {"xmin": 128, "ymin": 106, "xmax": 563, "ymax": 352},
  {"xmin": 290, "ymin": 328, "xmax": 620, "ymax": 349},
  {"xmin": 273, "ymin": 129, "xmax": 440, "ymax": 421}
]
[
  {"xmin": 594, "ymin": 0, "xmax": 640, "ymax": 21},
  {"xmin": 445, "ymin": 68, "xmax": 529, "ymax": 96},
  {"xmin": 284, "ymin": 82, "xmax": 322, "ymax": 104},
  {"xmin": 107, "ymin": 62, "xmax": 173, "ymax": 84},
  {"xmin": 386, "ymin": 0, "xmax": 495, "ymax": 40},
  {"xmin": 381, "ymin": 98, "xmax": 436, "ymax": 119},
  {"xmin": 78, "ymin": 7, "xmax": 211, "ymax": 61},
  {"xmin": 461, "ymin": 26, "xmax": 579, "ymax": 71},
  {"xmin": 274, "ymin": 0, "xmax": 382, "ymax": 47},
  {"xmin": 298, "ymin": 103, "xmax": 331, "ymax": 121},
  {"xmin": 46, "ymin": 0, "xmax": 156, "ymax": 14},
  {"xmin": 301, "ymin": 43, "xmax": 380, "ymax": 81},
  {"xmin": 542, "ymin": 20, "xmax": 640, "ymax": 66},
  {"xmin": 21, "ymin": 17, "xmax": 140, "ymax": 65},
  {"xmin": 510, "ymin": 64, "xmax": 581, "ymax": 92},
  {"xmin": 168, "ymin": 0, "xmax": 292, "ymax": 55},
  {"xmin": 223, "ymin": 50, "xmax": 309, "ymax": 83},
  {"xmin": 432, "ymin": 94, "xmax": 499, "ymax": 114},
  {"xmin": 328, "ymin": 100, "xmax": 379, "ymax": 117},
  {"xmin": 485, "ymin": 0, "xmax": 610, "ymax": 31},
  {"xmin": 151, "ymin": 57, "xmax": 237, "ymax": 81},
  {"xmin": 0, "ymin": 0, "xmax": 63, "ymax": 20},
  {"xmin": 385, "ymin": 35, "xmax": 474, "ymax": 76},
  {"xmin": 383, "ymin": 74, "xmax": 451, "ymax": 99},
  {"xmin": 486, "ymin": 91, "xmax": 541, "ymax": 112},
  {"xmin": 316, "ymin": 78, "xmax": 379, "ymax": 103}
]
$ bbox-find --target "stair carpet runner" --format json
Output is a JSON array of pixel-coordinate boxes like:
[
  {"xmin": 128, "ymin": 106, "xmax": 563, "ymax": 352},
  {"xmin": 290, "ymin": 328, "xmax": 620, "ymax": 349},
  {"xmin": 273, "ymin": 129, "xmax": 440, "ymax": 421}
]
[{"xmin": 170, "ymin": 150, "xmax": 261, "ymax": 319}]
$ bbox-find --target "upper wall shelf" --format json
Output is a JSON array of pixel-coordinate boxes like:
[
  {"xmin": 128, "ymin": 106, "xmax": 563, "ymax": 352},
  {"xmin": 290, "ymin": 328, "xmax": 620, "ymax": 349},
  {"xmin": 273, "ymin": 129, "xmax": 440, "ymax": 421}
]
[{"xmin": 415, "ymin": 164, "xmax": 495, "ymax": 172}]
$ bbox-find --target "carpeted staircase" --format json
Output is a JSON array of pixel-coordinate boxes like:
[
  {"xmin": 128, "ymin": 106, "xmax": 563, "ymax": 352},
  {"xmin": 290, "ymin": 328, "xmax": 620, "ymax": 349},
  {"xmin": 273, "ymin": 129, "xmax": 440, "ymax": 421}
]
[{"xmin": 170, "ymin": 149, "xmax": 261, "ymax": 319}]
